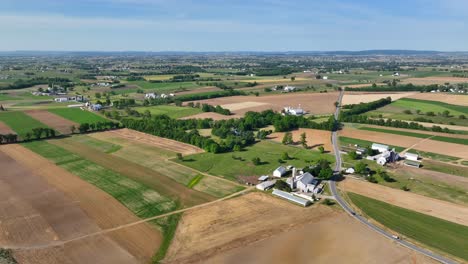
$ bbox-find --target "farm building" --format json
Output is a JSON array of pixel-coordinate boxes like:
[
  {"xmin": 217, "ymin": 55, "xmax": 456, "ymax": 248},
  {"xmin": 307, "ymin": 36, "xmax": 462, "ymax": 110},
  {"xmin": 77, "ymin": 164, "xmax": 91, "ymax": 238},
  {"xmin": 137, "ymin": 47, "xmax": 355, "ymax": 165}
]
[
  {"xmin": 54, "ymin": 97, "xmax": 68, "ymax": 102},
  {"xmin": 283, "ymin": 85, "xmax": 296, "ymax": 92},
  {"xmin": 345, "ymin": 168, "xmax": 355, "ymax": 174},
  {"xmin": 258, "ymin": 175, "xmax": 269, "ymax": 182},
  {"xmin": 404, "ymin": 160, "xmax": 421, "ymax": 168},
  {"xmin": 356, "ymin": 147, "xmax": 367, "ymax": 155},
  {"xmin": 371, "ymin": 143, "xmax": 390, "ymax": 153},
  {"xmin": 145, "ymin": 93, "xmax": 157, "ymax": 99},
  {"xmin": 256, "ymin": 180, "xmax": 276, "ymax": 191},
  {"xmin": 273, "ymin": 166, "xmax": 287, "ymax": 177},
  {"xmin": 283, "ymin": 106, "xmax": 305, "ymax": 116},
  {"xmin": 272, "ymin": 189, "xmax": 311, "ymax": 207},
  {"xmin": 296, "ymin": 172, "xmax": 315, "ymax": 193},
  {"xmin": 367, "ymin": 149, "xmax": 399, "ymax": 166},
  {"xmin": 404, "ymin": 152, "xmax": 419, "ymax": 161}
]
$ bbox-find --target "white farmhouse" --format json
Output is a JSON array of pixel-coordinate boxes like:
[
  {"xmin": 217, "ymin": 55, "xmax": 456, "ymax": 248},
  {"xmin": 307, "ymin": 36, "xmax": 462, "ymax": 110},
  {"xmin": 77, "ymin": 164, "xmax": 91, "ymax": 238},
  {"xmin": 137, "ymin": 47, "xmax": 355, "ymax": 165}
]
[
  {"xmin": 273, "ymin": 166, "xmax": 287, "ymax": 178},
  {"xmin": 145, "ymin": 93, "xmax": 157, "ymax": 99},
  {"xmin": 295, "ymin": 172, "xmax": 315, "ymax": 193},
  {"xmin": 283, "ymin": 85, "xmax": 296, "ymax": 92}
]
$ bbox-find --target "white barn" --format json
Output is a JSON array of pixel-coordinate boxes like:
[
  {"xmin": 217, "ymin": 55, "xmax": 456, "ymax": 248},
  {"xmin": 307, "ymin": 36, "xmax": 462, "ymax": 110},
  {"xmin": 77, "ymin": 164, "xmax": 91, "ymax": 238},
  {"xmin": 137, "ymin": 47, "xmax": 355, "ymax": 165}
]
[
  {"xmin": 295, "ymin": 172, "xmax": 315, "ymax": 193},
  {"xmin": 256, "ymin": 180, "xmax": 276, "ymax": 191},
  {"xmin": 371, "ymin": 143, "xmax": 390, "ymax": 153},
  {"xmin": 273, "ymin": 166, "xmax": 287, "ymax": 177},
  {"xmin": 404, "ymin": 152, "xmax": 419, "ymax": 161}
]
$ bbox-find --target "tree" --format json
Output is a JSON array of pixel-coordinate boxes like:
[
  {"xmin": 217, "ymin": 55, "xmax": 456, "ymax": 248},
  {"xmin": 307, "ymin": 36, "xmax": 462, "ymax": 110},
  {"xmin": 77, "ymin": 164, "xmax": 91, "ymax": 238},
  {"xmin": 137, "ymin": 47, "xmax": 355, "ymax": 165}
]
[
  {"xmin": 251, "ymin": 157, "xmax": 261, "ymax": 166},
  {"xmin": 233, "ymin": 145, "xmax": 241, "ymax": 152},
  {"xmin": 290, "ymin": 76, "xmax": 296, "ymax": 82},
  {"xmin": 281, "ymin": 152, "xmax": 290, "ymax": 160},
  {"xmin": 31, "ymin": 128, "xmax": 44, "ymax": 139},
  {"xmin": 354, "ymin": 161, "xmax": 367, "ymax": 175},
  {"xmin": 318, "ymin": 146, "xmax": 325, "ymax": 153},
  {"xmin": 416, "ymin": 109, "xmax": 421, "ymax": 115},
  {"xmin": 300, "ymin": 132, "xmax": 307, "ymax": 148},
  {"xmin": 0, "ymin": 105, "xmax": 4, "ymax": 111},
  {"xmin": 459, "ymin": 114, "xmax": 466, "ymax": 120},
  {"xmin": 274, "ymin": 180, "xmax": 292, "ymax": 192},
  {"xmin": 25, "ymin": 132, "xmax": 32, "ymax": 141},
  {"xmin": 403, "ymin": 110, "xmax": 412, "ymax": 114},
  {"xmin": 348, "ymin": 151, "xmax": 359, "ymax": 160},
  {"xmin": 282, "ymin": 132, "xmax": 293, "ymax": 145},
  {"xmin": 176, "ymin": 153, "xmax": 183, "ymax": 160},
  {"xmin": 334, "ymin": 101, "xmax": 339, "ymax": 107},
  {"xmin": 70, "ymin": 125, "xmax": 76, "ymax": 134},
  {"xmin": 95, "ymin": 92, "xmax": 101, "ymax": 99},
  {"xmin": 318, "ymin": 167, "xmax": 333, "ymax": 179}
]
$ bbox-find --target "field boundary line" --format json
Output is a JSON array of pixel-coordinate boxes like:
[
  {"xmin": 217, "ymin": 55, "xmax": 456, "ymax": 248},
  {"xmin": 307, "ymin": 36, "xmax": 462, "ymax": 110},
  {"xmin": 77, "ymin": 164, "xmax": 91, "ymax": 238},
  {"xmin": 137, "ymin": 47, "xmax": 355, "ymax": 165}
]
[{"xmin": 401, "ymin": 135, "xmax": 435, "ymax": 154}]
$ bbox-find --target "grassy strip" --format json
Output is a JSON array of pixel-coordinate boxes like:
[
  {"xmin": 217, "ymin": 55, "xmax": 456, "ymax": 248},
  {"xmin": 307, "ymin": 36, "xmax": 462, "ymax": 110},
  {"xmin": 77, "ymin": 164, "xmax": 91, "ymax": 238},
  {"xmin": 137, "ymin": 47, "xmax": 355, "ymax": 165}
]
[
  {"xmin": 22, "ymin": 141, "xmax": 177, "ymax": 218},
  {"xmin": 360, "ymin": 127, "xmax": 468, "ymax": 145},
  {"xmin": 422, "ymin": 160, "xmax": 468, "ymax": 178},
  {"xmin": 187, "ymin": 174, "xmax": 204, "ymax": 188},
  {"xmin": 0, "ymin": 111, "xmax": 49, "ymax": 138},
  {"xmin": 151, "ymin": 213, "xmax": 182, "ymax": 263},
  {"xmin": 348, "ymin": 192, "xmax": 468, "ymax": 261},
  {"xmin": 339, "ymin": 136, "xmax": 406, "ymax": 152},
  {"xmin": 134, "ymin": 105, "xmax": 202, "ymax": 119},
  {"xmin": 397, "ymin": 98, "xmax": 468, "ymax": 115},
  {"xmin": 49, "ymin": 108, "xmax": 108, "ymax": 124}
]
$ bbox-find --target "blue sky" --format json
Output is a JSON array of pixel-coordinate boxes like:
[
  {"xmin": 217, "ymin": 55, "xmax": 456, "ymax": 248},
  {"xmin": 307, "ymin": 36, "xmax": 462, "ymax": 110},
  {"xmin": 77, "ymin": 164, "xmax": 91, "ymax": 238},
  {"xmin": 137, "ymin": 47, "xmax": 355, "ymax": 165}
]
[{"xmin": 1, "ymin": 0, "xmax": 467, "ymax": 51}]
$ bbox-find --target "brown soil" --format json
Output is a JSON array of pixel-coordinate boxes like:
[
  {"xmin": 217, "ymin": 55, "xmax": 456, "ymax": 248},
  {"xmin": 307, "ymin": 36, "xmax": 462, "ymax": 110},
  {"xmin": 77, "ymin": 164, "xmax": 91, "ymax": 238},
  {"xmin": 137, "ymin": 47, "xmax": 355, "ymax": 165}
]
[
  {"xmin": 179, "ymin": 112, "xmax": 233, "ymax": 121},
  {"xmin": 339, "ymin": 178, "xmax": 468, "ymax": 226},
  {"xmin": 184, "ymin": 92, "xmax": 339, "ymax": 118},
  {"xmin": 340, "ymin": 127, "xmax": 468, "ymax": 159},
  {"xmin": 401, "ymin": 77, "xmax": 468, "ymax": 85},
  {"xmin": 175, "ymin": 87, "xmax": 221, "ymax": 95},
  {"xmin": 165, "ymin": 192, "xmax": 435, "ymax": 264},
  {"xmin": 342, "ymin": 92, "xmax": 416, "ymax": 105},
  {"xmin": 49, "ymin": 137, "xmax": 215, "ymax": 207},
  {"xmin": 0, "ymin": 121, "xmax": 15, "ymax": 134},
  {"xmin": 407, "ymin": 93, "xmax": 468, "ymax": 106},
  {"xmin": 269, "ymin": 128, "xmax": 333, "ymax": 153},
  {"xmin": 393, "ymin": 165, "xmax": 468, "ymax": 191},
  {"xmin": 24, "ymin": 110, "xmax": 78, "ymax": 134},
  {"xmin": 362, "ymin": 125, "xmax": 468, "ymax": 139},
  {"xmin": 103, "ymin": 128, "xmax": 204, "ymax": 155},
  {"xmin": 0, "ymin": 145, "xmax": 155, "ymax": 263}
]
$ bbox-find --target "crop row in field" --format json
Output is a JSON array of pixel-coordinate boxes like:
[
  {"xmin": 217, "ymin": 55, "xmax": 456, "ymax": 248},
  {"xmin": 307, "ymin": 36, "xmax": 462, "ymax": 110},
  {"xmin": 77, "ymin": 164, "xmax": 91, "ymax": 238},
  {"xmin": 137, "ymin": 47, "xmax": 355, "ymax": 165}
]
[
  {"xmin": 359, "ymin": 127, "xmax": 468, "ymax": 145},
  {"xmin": 22, "ymin": 140, "xmax": 177, "ymax": 218},
  {"xmin": 134, "ymin": 105, "xmax": 202, "ymax": 119},
  {"xmin": 49, "ymin": 108, "xmax": 109, "ymax": 124},
  {"xmin": 0, "ymin": 111, "xmax": 49, "ymax": 137},
  {"xmin": 348, "ymin": 192, "xmax": 468, "ymax": 261}
]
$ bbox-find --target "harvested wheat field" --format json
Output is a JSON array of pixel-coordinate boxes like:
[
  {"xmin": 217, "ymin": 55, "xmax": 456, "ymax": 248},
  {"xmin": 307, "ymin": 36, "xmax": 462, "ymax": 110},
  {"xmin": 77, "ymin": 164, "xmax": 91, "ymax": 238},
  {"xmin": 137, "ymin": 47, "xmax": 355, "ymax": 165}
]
[
  {"xmin": 103, "ymin": 128, "xmax": 204, "ymax": 155},
  {"xmin": 24, "ymin": 110, "xmax": 78, "ymax": 134},
  {"xmin": 339, "ymin": 178, "xmax": 468, "ymax": 226},
  {"xmin": 0, "ymin": 144, "xmax": 162, "ymax": 263},
  {"xmin": 0, "ymin": 121, "xmax": 15, "ymax": 134},
  {"xmin": 394, "ymin": 165, "xmax": 468, "ymax": 191},
  {"xmin": 401, "ymin": 77, "xmax": 468, "ymax": 85},
  {"xmin": 340, "ymin": 127, "xmax": 468, "ymax": 159},
  {"xmin": 165, "ymin": 192, "xmax": 434, "ymax": 264},
  {"xmin": 269, "ymin": 128, "xmax": 333, "ymax": 152},
  {"xmin": 179, "ymin": 112, "xmax": 234, "ymax": 121},
  {"xmin": 184, "ymin": 92, "xmax": 339, "ymax": 118},
  {"xmin": 341, "ymin": 92, "xmax": 416, "ymax": 105},
  {"xmin": 407, "ymin": 93, "xmax": 468, "ymax": 106}
]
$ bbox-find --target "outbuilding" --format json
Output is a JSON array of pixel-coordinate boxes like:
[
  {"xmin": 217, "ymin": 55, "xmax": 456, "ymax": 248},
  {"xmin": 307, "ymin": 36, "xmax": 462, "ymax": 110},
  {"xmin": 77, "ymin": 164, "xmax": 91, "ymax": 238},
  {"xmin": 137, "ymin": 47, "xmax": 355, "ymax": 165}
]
[
  {"xmin": 371, "ymin": 143, "xmax": 390, "ymax": 153},
  {"xmin": 256, "ymin": 180, "xmax": 276, "ymax": 191},
  {"xmin": 404, "ymin": 160, "xmax": 421, "ymax": 168},
  {"xmin": 273, "ymin": 166, "xmax": 287, "ymax": 177},
  {"xmin": 404, "ymin": 152, "xmax": 419, "ymax": 161},
  {"xmin": 258, "ymin": 175, "xmax": 269, "ymax": 182},
  {"xmin": 272, "ymin": 189, "xmax": 311, "ymax": 207}
]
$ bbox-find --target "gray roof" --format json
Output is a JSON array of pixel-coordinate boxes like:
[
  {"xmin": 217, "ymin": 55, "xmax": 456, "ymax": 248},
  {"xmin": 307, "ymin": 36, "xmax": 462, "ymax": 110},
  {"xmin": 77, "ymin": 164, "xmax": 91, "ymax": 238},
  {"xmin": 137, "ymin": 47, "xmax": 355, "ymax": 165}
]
[
  {"xmin": 274, "ymin": 166, "xmax": 287, "ymax": 173},
  {"xmin": 258, "ymin": 175, "xmax": 269, "ymax": 181},
  {"xmin": 298, "ymin": 172, "xmax": 314, "ymax": 185},
  {"xmin": 272, "ymin": 189, "xmax": 311, "ymax": 207},
  {"xmin": 372, "ymin": 143, "xmax": 389, "ymax": 149}
]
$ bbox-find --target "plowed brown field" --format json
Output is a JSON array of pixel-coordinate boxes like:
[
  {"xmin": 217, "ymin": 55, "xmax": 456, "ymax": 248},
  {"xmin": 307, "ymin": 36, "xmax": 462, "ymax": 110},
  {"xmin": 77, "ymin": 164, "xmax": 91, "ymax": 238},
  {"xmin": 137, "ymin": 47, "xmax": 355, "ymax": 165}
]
[
  {"xmin": 184, "ymin": 92, "xmax": 339, "ymax": 118},
  {"xmin": 0, "ymin": 121, "xmax": 15, "ymax": 134},
  {"xmin": 103, "ymin": 128, "xmax": 204, "ymax": 155},
  {"xmin": 24, "ymin": 110, "xmax": 78, "ymax": 134},
  {"xmin": 165, "ymin": 192, "xmax": 435, "ymax": 264},
  {"xmin": 342, "ymin": 92, "xmax": 416, "ymax": 105},
  {"xmin": 339, "ymin": 178, "xmax": 468, "ymax": 226},
  {"xmin": 0, "ymin": 144, "xmax": 161, "ymax": 263},
  {"xmin": 269, "ymin": 128, "xmax": 333, "ymax": 153}
]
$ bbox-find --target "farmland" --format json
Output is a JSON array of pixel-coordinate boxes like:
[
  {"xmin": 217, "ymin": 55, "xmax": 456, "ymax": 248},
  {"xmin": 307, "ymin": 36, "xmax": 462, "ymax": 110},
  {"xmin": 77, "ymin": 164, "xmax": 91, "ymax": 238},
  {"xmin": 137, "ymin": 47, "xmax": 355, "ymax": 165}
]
[
  {"xmin": 348, "ymin": 193, "xmax": 468, "ymax": 262},
  {"xmin": 134, "ymin": 105, "xmax": 202, "ymax": 119},
  {"xmin": 48, "ymin": 108, "xmax": 109, "ymax": 124},
  {"xmin": 25, "ymin": 109, "xmax": 78, "ymax": 134},
  {"xmin": 0, "ymin": 111, "xmax": 49, "ymax": 137},
  {"xmin": 359, "ymin": 127, "xmax": 468, "ymax": 145},
  {"xmin": 341, "ymin": 92, "xmax": 415, "ymax": 105},
  {"xmin": 178, "ymin": 140, "xmax": 335, "ymax": 181}
]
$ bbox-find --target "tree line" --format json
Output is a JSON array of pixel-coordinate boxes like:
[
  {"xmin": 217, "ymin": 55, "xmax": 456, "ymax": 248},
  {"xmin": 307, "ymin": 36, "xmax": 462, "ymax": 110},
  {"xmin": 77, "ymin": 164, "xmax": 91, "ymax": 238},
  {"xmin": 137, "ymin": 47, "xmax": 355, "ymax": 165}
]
[
  {"xmin": 1, "ymin": 77, "xmax": 72, "ymax": 90},
  {"xmin": 341, "ymin": 115, "xmax": 453, "ymax": 133},
  {"xmin": 348, "ymin": 83, "xmax": 440, "ymax": 92},
  {"xmin": 340, "ymin": 97, "xmax": 392, "ymax": 119}
]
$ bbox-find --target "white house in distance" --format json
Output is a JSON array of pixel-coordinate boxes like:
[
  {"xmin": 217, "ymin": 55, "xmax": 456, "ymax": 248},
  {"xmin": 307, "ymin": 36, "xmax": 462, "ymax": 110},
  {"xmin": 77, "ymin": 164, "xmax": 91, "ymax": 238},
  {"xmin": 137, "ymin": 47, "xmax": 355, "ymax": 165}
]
[
  {"xmin": 145, "ymin": 93, "xmax": 157, "ymax": 99},
  {"xmin": 273, "ymin": 166, "xmax": 287, "ymax": 177},
  {"xmin": 283, "ymin": 106, "xmax": 305, "ymax": 116},
  {"xmin": 283, "ymin": 85, "xmax": 296, "ymax": 92}
]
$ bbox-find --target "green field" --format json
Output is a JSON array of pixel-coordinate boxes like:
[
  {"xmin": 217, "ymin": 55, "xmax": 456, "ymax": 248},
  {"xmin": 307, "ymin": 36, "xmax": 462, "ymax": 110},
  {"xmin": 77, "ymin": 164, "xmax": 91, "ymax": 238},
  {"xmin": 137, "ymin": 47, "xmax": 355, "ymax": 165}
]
[
  {"xmin": 49, "ymin": 108, "xmax": 109, "ymax": 124},
  {"xmin": 367, "ymin": 98, "xmax": 468, "ymax": 126},
  {"xmin": 339, "ymin": 136, "xmax": 406, "ymax": 152},
  {"xmin": 22, "ymin": 140, "xmax": 176, "ymax": 218},
  {"xmin": 0, "ymin": 111, "xmax": 49, "ymax": 137},
  {"xmin": 178, "ymin": 140, "xmax": 335, "ymax": 181},
  {"xmin": 68, "ymin": 135, "xmax": 122, "ymax": 153},
  {"xmin": 134, "ymin": 105, "xmax": 202, "ymax": 119},
  {"xmin": 422, "ymin": 160, "xmax": 468, "ymax": 178},
  {"xmin": 128, "ymin": 81, "xmax": 198, "ymax": 92},
  {"xmin": 0, "ymin": 94, "xmax": 18, "ymax": 101},
  {"xmin": 359, "ymin": 127, "xmax": 468, "ymax": 145},
  {"xmin": 348, "ymin": 193, "xmax": 468, "ymax": 261},
  {"xmin": 91, "ymin": 135, "xmax": 243, "ymax": 198}
]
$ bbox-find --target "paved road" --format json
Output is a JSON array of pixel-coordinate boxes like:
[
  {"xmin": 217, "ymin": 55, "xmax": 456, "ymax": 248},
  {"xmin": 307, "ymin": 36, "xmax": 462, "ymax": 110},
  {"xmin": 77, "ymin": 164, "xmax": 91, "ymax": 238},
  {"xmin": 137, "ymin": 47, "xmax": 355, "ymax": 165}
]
[{"xmin": 329, "ymin": 90, "xmax": 457, "ymax": 264}]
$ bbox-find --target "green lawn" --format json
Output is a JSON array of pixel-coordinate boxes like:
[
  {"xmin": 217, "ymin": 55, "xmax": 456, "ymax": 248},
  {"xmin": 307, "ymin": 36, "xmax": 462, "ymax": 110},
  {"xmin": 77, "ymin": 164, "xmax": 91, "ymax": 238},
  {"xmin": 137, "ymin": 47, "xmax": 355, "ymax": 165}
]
[
  {"xmin": 134, "ymin": 105, "xmax": 202, "ymax": 119},
  {"xmin": 22, "ymin": 140, "xmax": 177, "ymax": 218},
  {"xmin": 339, "ymin": 136, "xmax": 406, "ymax": 152},
  {"xmin": 48, "ymin": 108, "xmax": 109, "ymax": 124},
  {"xmin": 348, "ymin": 193, "xmax": 468, "ymax": 261},
  {"xmin": 178, "ymin": 140, "xmax": 335, "ymax": 181},
  {"xmin": 0, "ymin": 111, "xmax": 49, "ymax": 137},
  {"xmin": 359, "ymin": 127, "xmax": 468, "ymax": 145}
]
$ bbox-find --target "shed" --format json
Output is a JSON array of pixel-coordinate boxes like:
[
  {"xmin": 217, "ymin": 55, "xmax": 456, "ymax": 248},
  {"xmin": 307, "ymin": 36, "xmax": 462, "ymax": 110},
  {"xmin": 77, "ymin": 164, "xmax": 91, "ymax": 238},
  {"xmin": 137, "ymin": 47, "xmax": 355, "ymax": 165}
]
[
  {"xmin": 273, "ymin": 166, "xmax": 287, "ymax": 177},
  {"xmin": 345, "ymin": 168, "xmax": 355, "ymax": 174},
  {"xmin": 258, "ymin": 175, "xmax": 269, "ymax": 182},
  {"xmin": 256, "ymin": 180, "xmax": 277, "ymax": 191},
  {"xmin": 371, "ymin": 143, "xmax": 390, "ymax": 153},
  {"xmin": 404, "ymin": 160, "xmax": 421, "ymax": 168},
  {"xmin": 272, "ymin": 189, "xmax": 311, "ymax": 207},
  {"xmin": 405, "ymin": 152, "xmax": 419, "ymax": 161}
]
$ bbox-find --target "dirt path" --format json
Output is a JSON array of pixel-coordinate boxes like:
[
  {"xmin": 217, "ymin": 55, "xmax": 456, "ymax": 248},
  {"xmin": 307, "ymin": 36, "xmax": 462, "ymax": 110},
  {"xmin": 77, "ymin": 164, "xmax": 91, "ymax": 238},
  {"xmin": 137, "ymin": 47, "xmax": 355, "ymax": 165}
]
[
  {"xmin": 49, "ymin": 137, "xmax": 216, "ymax": 206},
  {"xmin": 24, "ymin": 110, "xmax": 78, "ymax": 134},
  {"xmin": 400, "ymin": 135, "xmax": 435, "ymax": 154},
  {"xmin": 339, "ymin": 178, "xmax": 468, "ymax": 226}
]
